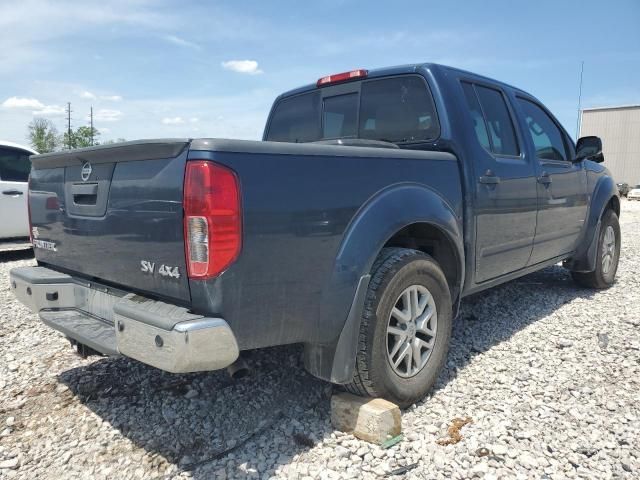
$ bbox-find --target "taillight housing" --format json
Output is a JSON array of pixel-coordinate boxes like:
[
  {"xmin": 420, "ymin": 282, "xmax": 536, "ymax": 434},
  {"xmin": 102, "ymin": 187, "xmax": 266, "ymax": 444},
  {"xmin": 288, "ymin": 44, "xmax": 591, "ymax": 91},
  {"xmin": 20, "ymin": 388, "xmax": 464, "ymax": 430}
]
[{"xmin": 183, "ymin": 160, "xmax": 242, "ymax": 279}]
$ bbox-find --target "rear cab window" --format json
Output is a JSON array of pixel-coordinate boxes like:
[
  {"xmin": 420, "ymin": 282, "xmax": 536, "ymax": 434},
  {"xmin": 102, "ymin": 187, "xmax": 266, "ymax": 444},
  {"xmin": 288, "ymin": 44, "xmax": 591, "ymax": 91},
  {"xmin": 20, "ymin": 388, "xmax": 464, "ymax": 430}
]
[
  {"xmin": 265, "ymin": 91, "xmax": 321, "ymax": 143},
  {"xmin": 265, "ymin": 75, "xmax": 440, "ymax": 144},
  {"xmin": 0, "ymin": 147, "xmax": 31, "ymax": 182}
]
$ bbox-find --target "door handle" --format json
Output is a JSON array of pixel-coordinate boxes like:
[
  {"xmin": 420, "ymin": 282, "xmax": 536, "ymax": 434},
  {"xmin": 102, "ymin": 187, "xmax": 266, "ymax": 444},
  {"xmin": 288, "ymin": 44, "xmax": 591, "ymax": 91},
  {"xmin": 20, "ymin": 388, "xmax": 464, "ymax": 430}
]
[
  {"xmin": 2, "ymin": 190, "xmax": 23, "ymax": 196},
  {"xmin": 537, "ymin": 173, "xmax": 552, "ymax": 185},
  {"xmin": 479, "ymin": 170, "xmax": 501, "ymax": 184}
]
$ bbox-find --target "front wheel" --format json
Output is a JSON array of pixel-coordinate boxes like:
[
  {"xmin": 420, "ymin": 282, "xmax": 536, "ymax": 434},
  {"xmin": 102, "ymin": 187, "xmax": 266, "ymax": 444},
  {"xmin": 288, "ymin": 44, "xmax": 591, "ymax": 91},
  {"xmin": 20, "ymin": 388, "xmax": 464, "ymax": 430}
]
[
  {"xmin": 571, "ymin": 209, "xmax": 621, "ymax": 289},
  {"xmin": 345, "ymin": 248, "xmax": 452, "ymax": 408}
]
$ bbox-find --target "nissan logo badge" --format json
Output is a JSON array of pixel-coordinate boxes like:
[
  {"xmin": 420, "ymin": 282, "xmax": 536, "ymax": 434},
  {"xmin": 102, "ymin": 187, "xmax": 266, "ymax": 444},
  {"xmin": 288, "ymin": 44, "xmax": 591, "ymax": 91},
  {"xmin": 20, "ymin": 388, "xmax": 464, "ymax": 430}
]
[{"xmin": 81, "ymin": 162, "xmax": 92, "ymax": 182}]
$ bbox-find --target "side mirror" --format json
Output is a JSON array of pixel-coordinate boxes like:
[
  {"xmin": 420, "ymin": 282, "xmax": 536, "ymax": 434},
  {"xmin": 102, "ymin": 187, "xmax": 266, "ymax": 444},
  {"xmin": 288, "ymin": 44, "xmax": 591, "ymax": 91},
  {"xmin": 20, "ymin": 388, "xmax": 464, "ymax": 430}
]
[{"xmin": 575, "ymin": 136, "xmax": 604, "ymax": 163}]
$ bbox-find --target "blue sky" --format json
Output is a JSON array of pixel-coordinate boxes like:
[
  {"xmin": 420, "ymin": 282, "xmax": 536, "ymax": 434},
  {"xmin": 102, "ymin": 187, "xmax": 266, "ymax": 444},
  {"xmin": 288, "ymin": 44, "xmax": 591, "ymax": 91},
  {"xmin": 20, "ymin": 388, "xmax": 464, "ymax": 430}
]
[{"xmin": 1, "ymin": 0, "xmax": 639, "ymax": 145}]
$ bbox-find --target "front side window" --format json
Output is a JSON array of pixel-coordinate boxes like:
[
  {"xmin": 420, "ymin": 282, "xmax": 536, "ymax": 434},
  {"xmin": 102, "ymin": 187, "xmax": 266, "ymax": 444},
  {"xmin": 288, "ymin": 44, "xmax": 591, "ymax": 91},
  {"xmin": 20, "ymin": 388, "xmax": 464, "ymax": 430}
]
[
  {"xmin": 0, "ymin": 148, "xmax": 31, "ymax": 182},
  {"xmin": 266, "ymin": 75, "xmax": 440, "ymax": 144},
  {"xmin": 517, "ymin": 99, "xmax": 568, "ymax": 161}
]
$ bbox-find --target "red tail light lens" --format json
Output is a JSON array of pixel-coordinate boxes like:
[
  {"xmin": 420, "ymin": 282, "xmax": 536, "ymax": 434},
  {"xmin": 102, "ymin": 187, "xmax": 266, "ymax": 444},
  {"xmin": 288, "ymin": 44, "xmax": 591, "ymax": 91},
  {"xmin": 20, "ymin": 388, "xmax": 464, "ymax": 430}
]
[{"xmin": 183, "ymin": 161, "xmax": 242, "ymax": 279}]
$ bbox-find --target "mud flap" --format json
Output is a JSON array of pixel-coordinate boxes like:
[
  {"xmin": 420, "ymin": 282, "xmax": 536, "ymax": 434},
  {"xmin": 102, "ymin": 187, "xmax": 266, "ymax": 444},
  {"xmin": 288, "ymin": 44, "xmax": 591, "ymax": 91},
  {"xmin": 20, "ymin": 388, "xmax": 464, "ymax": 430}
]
[{"xmin": 303, "ymin": 275, "xmax": 370, "ymax": 384}]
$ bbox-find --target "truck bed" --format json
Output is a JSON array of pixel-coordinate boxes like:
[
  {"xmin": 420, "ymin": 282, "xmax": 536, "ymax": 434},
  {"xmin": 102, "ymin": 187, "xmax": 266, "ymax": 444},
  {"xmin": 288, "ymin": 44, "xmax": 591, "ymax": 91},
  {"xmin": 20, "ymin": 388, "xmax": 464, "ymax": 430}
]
[{"xmin": 28, "ymin": 138, "xmax": 461, "ymax": 352}]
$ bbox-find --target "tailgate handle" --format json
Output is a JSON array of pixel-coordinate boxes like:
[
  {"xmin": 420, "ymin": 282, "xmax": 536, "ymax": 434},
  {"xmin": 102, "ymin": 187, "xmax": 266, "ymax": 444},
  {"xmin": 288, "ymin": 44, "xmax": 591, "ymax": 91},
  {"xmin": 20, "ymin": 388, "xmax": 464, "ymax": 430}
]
[{"xmin": 71, "ymin": 182, "xmax": 98, "ymax": 205}]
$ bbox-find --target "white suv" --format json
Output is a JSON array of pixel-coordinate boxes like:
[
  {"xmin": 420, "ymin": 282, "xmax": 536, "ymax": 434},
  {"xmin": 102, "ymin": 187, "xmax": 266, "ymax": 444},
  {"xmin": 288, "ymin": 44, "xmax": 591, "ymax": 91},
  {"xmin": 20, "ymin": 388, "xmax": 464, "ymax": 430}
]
[{"xmin": 0, "ymin": 141, "xmax": 37, "ymax": 241}]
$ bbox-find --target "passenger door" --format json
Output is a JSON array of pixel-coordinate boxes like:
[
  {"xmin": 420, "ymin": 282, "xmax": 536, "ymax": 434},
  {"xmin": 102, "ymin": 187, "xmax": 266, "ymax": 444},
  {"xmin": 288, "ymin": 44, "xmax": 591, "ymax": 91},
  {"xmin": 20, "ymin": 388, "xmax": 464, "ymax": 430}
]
[
  {"xmin": 515, "ymin": 98, "xmax": 588, "ymax": 264},
  {"xmin": 0, "ymin": 147, "xmax": 31, "ymax": 239},
  {"xmin": 461, "ymin": 82, "xmax": 539, "ymax": 283}
]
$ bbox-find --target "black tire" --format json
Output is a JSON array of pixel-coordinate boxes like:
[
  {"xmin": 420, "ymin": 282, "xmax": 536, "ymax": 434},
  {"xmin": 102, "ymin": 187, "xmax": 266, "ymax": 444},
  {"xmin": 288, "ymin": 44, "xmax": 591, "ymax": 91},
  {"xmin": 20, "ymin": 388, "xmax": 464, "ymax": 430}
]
[
  {"xmin": 345, "ymin": 248, "xmax": 452, "ymax": 408},
  {"xmin": 571, "ymin": 209, "xmax": 621, "ymax": 289}
]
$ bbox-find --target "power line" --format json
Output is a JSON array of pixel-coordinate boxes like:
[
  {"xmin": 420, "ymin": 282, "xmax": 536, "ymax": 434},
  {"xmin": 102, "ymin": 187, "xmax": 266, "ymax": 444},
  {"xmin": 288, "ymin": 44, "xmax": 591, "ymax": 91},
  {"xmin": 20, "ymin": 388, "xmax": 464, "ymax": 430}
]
[
  {"xmin": 90, "ymin": 106, "xmax": 94, "ymax": 146},
  {"xmin": 66, "ymin": 102, "xmax": 73, "ymax": 149}
]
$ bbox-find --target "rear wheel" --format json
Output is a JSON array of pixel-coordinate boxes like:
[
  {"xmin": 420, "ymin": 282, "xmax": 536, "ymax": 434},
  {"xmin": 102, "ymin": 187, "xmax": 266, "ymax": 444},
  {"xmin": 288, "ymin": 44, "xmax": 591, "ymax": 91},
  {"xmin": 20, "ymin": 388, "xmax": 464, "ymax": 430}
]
[
  {"xmin": 571, "ymin": 209, "xmax": 620, "ymax": 289},
  {"xmin": 345, "ymin": 248, "xmax": 452, "ymax": 408}
]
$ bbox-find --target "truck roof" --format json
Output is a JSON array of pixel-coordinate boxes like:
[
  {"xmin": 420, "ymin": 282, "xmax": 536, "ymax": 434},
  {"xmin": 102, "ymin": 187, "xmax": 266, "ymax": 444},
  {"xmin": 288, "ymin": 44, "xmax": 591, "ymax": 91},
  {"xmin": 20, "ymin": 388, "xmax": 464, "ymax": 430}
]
[{"xmin": 275, "ymin": 62, "xmax": 527, "ymax": 101}]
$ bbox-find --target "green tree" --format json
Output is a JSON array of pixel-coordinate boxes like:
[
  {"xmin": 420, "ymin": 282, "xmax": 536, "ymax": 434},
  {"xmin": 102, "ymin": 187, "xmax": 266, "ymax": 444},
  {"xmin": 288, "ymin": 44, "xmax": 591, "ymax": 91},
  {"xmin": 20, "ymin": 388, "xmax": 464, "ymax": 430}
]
[
  {"xmin": 72, "ymin": 126, "xmax": 100, "ymax": 148},
  {"xmin": 27, "ymin": 118, "xmax": 59, "ymax": 153},
  {"xmin": 63, "ymin": 126, "xmax": 100, "ymax": 149}
]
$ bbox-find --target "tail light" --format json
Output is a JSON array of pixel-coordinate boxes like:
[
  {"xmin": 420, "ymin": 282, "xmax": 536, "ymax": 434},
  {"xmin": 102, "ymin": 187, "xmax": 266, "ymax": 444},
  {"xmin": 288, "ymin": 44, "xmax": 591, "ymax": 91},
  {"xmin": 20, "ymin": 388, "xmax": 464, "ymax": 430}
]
[{"xmin": 183, "ymin": 160, "xmax": 242, "ymax": 279}]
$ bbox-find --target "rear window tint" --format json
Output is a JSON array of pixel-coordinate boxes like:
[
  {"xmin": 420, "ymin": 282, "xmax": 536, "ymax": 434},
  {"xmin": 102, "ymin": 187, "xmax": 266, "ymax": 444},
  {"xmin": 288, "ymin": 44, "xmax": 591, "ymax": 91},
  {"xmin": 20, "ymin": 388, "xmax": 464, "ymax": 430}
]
[
  {"xmin": 359, "ymin": 76, "xmax": 439, "ymax": 143},
  {"xmin": 266, "ymin": 75, "xmax": 439, "ymax": 144},
  {"xmin": 266, "ymin": 91, "xmax": 321, "ymax": 143},
  {"xmin": 323, "ymin": 94, "xmax": 358, "ymax": 139}
]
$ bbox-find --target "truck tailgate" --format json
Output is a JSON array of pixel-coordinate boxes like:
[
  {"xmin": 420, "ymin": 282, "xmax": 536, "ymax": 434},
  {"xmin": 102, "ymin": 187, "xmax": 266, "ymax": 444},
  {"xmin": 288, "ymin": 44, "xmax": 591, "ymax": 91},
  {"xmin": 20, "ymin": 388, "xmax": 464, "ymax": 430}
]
[{"xmin": 28, "ymin": 140, "xmax": 192, "ymax": 303}]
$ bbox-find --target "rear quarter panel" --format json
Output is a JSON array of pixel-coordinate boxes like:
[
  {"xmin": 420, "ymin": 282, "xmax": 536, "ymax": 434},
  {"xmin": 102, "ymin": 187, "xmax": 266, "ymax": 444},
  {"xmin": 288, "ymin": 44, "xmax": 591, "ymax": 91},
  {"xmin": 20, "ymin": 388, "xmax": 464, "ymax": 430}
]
[{"xmin": 187, "ymin": 145, "xmax": 462, "ymax": 350}]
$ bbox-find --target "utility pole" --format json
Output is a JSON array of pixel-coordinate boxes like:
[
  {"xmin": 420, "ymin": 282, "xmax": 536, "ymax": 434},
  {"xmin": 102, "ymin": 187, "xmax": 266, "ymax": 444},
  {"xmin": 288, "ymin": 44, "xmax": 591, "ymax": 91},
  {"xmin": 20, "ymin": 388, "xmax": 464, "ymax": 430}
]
[
  {"xmin": 90, "ymin": 106, "xmax": 94, "ymax": 146},
  {"xmin": 66, "ymin": 102, "xmax": 73, "ymax": 149},
  {"xmin": 575, "ymin": 61, "xmax": 584, "ymax": 140}
]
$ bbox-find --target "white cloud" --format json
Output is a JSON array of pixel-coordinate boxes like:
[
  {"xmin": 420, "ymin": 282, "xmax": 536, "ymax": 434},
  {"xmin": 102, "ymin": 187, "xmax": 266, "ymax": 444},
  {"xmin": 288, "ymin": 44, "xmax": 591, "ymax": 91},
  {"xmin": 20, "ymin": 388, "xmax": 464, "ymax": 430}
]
[
  {"xmin": 2, "ymin": 96, "xmax": 45, "ymax": 109},
  {"xmin": 33, "ymin": 104, "xmax": 66, "ymax": 116},
  {"xmin": 164, "ymin": 34, "xmax": 201, "ymax": 50},
  {"xmin": 98, "ymin": 127, "xmax": 111, "ymax": 134},
  {"xmin": 162, "ymin": 116, "xmax": 185, "ymax": 125},
  {"xmin": 189, "ymin": 117, "xmax": 199, "ymax": 123},
  {"xmin": 80, "ymin": 90, "xmax": 96, "ymax": 99},
  {"xmin": 221, "ymin": 60, "xmax": 263, "ymax": 75},
  {"xmin": 95, "ymin": 109, "xmax": 122, "ymax": 122},
  {"xmin": 2, "ymin": 97, "xmax": 66, "ymax": 116},
  {"xmin": 101, "ymin": 95, "xmax": 122, "ymax": 102}
]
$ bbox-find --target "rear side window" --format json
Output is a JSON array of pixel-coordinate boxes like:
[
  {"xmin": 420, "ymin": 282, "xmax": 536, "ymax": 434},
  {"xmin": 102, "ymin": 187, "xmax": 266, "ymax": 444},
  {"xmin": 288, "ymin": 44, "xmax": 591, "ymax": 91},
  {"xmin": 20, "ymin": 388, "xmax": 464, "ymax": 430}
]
[
  {"xmin": 517, "ymin": 98, "xmax": 569, "ymax": 161},
  {"xmin": 266, "ymin": 91, "xmax": 321, "ymax": 143},
  {"xmin": 266, "ymin": 75, "xmax": 439, "ymax": 144},
  {"xmin": 0, "ymin": 147, "xmax": 31, "ymax": 182},
  {"xmin": 474, "ymin": 85, "xmax": 520, "ymax": 156},
  {"xmin": 359, "ymin": 76, "xmax": 439, "ymax": 143},
  {"xmin": 461, "ymin": 82, "xmax": 491, "ymax": 151}
]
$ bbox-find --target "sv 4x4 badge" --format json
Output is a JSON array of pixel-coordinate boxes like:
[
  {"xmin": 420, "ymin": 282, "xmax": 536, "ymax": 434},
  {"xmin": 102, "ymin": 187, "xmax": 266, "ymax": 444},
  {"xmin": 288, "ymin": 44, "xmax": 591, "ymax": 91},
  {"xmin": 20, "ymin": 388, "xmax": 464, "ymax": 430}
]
[{"xmin": 140, "ymin": 260, "xmax": 180, "ymax": 279}]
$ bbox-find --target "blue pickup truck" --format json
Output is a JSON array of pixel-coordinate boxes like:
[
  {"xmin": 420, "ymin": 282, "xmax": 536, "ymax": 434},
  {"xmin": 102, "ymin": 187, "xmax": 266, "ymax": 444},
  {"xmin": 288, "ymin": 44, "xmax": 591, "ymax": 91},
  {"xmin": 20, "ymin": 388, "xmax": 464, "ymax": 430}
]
[{"xmin": 10, "ymin": 63, "xmax": 620, "ymax": 407}]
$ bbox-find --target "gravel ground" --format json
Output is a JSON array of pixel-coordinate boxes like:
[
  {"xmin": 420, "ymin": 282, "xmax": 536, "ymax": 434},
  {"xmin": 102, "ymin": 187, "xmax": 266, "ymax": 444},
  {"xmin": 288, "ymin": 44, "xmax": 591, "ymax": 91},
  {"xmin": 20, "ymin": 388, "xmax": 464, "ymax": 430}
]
[{"xmin": 1, "ymin": 200, "xmax": 639, "ymax": 480}]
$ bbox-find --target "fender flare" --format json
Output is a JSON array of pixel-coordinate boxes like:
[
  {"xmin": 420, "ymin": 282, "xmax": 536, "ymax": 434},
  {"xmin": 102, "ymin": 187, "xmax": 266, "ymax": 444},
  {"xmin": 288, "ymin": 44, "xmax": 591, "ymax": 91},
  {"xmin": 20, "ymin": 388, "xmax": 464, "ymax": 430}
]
[
  {"xmin": 304, "ymin": 183, "xmax": 464, "ymax": 383},
  {"xmin": 566, "ymin": 175, "xmax": 619, "ymax": 272}
]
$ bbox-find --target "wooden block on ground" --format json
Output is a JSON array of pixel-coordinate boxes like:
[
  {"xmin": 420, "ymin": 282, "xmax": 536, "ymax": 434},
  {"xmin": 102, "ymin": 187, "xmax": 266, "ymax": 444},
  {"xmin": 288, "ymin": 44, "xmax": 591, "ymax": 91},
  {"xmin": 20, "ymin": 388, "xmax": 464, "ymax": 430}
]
[{"xmin": 331, "ymin": 392, "xmax": 401, "ymax": 444}]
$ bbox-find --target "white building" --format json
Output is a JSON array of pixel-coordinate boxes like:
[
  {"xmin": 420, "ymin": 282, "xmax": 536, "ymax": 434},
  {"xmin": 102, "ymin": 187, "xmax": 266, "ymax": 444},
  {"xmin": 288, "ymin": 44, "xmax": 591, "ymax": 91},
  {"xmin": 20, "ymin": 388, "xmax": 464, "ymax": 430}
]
[{"xmin": 580, "ymin": 105, "xmax": 640, "ymax": 185}]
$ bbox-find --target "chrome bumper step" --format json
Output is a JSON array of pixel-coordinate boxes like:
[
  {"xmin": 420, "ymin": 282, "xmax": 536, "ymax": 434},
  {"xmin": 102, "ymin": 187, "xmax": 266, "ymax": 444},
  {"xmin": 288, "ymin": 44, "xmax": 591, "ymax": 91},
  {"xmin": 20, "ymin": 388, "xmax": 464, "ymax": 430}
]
[{"xmin": 9, "ymin": 266, "xmax": 239, "ymax": 373}]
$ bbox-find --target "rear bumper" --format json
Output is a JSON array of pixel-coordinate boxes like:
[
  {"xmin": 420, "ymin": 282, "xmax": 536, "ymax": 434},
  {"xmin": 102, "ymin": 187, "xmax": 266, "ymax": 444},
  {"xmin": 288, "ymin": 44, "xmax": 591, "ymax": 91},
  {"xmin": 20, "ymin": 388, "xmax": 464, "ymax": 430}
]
[{"xmin": 9, "ymin": 266, "xmax": 239, "ymax": 373}]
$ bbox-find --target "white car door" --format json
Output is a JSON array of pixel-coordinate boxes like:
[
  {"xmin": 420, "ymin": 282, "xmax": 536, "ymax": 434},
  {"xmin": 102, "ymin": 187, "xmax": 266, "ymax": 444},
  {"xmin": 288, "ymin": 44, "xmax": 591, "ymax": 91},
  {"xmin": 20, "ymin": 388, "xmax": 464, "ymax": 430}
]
[{"xmin": 0, "ymin": 146, "xmax": 32, "ymax": 239}]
